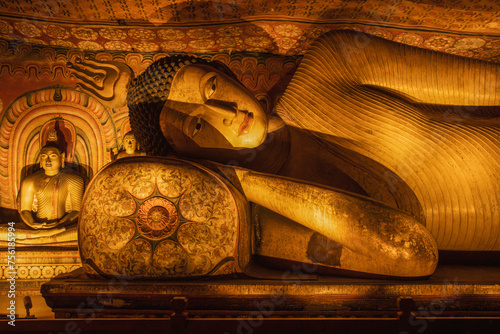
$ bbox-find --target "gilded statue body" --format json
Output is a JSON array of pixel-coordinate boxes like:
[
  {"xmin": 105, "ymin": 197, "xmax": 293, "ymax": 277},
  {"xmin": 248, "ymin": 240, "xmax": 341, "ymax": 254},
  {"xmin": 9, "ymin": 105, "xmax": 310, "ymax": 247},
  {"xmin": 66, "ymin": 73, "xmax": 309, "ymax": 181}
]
[
  {"xmin": 19, "ymin": 140, "xmax": 84, "ymax": 230},
  {"xmin": 69, "ymin": 30, "xmax": 500, "ymax": 278},
  {"xmin": 277, "ymin": 32, "xmax": 500, "ymax": 253}
]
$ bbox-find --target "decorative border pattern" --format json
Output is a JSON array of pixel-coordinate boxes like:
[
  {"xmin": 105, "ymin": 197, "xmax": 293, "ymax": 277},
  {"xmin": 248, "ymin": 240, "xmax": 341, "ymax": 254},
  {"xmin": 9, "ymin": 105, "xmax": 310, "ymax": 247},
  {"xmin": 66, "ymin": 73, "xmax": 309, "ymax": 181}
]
[
  {"xmin": 0, "ymin": 249, "xmax": 81, "ymax": 296},
  {"xmin": 1, "ymin": 264, "xmax": 81, "ymax": 280},
  {"xmin": 0, "ymin": 17, "xmax": 499, "ymax": 60}
]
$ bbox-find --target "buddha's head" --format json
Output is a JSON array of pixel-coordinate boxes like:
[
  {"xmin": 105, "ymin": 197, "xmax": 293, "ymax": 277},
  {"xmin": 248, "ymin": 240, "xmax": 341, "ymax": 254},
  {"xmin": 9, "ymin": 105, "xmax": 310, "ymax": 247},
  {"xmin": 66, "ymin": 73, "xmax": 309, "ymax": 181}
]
[
  {"xmin": 39, "ymin": 144, "xmax": 65, "ymax": 176},
  {"xmin": 122, "ymin": 131, "xmax": 139, "ymax": 154},
  {"xmin": 161, "ymin": 63, "xmax": 268, "ymax": 154},
  {"xmin": 128, "ymin": 55, "xmax": 270, "ymax": 158}
]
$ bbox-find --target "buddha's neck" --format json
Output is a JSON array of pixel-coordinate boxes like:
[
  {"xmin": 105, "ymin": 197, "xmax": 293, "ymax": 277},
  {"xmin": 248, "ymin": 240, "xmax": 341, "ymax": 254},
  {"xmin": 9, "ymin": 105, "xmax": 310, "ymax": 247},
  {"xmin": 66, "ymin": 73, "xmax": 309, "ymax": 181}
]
[
  {"xmin": 198, "ymin": 126, "xmax": 291, "ymax": 175},
  {"xmin": 241, "ymin": 125, "xmax": 291, "ymax": 174}
]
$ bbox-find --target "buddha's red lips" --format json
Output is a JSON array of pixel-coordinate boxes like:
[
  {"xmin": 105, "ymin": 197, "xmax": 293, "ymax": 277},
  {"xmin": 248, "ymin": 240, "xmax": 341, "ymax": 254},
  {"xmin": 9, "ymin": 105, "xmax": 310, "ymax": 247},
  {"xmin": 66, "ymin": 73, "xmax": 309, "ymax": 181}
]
[{"xmin": 238, "ymin": 112, "xmax": 253, "ymax": 136}]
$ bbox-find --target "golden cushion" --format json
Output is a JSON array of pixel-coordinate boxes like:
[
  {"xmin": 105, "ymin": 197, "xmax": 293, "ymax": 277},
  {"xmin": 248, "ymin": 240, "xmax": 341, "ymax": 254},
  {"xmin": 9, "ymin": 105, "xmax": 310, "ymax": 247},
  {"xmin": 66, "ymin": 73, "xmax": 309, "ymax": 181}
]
[{"xmin": 78, "ymin": 157, "xmax": 249, "ymax": 279}]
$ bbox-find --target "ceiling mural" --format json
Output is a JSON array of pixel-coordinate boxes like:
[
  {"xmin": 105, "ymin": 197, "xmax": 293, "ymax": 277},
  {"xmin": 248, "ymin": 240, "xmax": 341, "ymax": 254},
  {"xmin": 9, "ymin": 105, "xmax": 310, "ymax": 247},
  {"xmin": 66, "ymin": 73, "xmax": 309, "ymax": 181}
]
[
  {"xmin": 0, "ymin": 0, "xmax": 499, "ymax": 30},
  {"xmin": 0, "ymin": 0, "xmax": 499, "ymax": 60}
]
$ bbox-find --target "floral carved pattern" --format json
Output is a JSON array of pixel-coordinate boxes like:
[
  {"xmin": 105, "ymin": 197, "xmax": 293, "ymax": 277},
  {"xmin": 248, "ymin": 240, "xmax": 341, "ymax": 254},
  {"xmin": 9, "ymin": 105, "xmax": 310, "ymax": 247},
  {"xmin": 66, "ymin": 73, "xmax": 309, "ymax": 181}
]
[
  {"xmin": 137, "ymin": 197, "xmax": 178, "ymax": 239},
  {"xmin": 79, "ymin": 157, "xmax": 241, "ymax": 279},
  {"xmin": 1, "ymin": 16, "xmax": 500, "ymax": 58},
  {"xmin": 152, "ymin": 240, "xmax": 190, "ymax": 277}
]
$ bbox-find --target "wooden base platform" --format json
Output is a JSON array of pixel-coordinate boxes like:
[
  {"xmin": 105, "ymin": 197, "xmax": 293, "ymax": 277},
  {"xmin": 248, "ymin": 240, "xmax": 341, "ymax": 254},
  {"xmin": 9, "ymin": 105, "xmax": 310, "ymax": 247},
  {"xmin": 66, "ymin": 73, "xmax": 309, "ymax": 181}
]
[{"xmin": 20, "ymin": 265, "xmax": 499, "ymax": 333}]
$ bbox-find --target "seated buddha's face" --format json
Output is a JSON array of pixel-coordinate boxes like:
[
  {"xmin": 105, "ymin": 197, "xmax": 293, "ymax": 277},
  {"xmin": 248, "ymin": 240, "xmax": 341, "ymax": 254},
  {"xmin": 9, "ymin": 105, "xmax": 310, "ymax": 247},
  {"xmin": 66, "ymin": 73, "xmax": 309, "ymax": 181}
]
[
  {"xmin": 40, "ymin": 147, "xmax": 63, "ymax": 176},
  {"xmin": 160, "ymin": 64, "xmax": 268, "ymax": 152}
]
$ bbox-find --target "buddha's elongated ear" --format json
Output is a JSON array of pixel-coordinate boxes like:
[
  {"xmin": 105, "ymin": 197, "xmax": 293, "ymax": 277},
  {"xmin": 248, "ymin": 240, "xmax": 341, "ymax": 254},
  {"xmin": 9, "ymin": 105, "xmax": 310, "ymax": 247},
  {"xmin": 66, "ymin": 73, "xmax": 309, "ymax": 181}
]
[
  {"xmin": 61, "ymin": 152, "xmax": 66, "ymax": 168},
  {"xmin": 267, "ymin": 114, "xmax": 285, "ymax": 133}
]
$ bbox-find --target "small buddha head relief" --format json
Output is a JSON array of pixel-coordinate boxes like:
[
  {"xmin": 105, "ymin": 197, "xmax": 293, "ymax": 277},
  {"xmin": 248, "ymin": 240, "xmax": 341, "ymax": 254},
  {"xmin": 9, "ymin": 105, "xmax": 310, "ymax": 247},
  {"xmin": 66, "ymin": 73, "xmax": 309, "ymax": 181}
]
[
  {"xmin": 130, "ymin": 55, "xmax": 269, "ymax": 154},
  {"xmin": 123, "ymin": 131, "xmax": 139, "ymax": 153}
]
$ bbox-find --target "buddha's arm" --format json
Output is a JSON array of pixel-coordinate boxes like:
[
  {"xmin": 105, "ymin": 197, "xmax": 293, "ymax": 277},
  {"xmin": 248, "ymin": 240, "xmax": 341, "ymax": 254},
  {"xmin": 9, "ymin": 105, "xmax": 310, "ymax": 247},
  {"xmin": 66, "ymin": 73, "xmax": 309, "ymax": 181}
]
[
  {"xmin": 233, "ymin": 168, "xmax": 438, "ymax": 277},
  {"xmin": 67, "ymin": 174, "xmax": 84, "ymax": 211},
  {"xmin": 57, "ymin": 174, "xmax": 84, "ymax": 227},
  {"xmin": 19, "ymin": 179, "xmax": 39, "ymax": 228},
  {"xmin": 20, "ymin": 211, "xmax": 36, "ymax": 227},
  {"xmin": 45, "ymin": 211, "xmax": 78, "ymax": 229},
  {"xmin": 312, "ymin": 30, "xmax": 500, "ymax": 106}
]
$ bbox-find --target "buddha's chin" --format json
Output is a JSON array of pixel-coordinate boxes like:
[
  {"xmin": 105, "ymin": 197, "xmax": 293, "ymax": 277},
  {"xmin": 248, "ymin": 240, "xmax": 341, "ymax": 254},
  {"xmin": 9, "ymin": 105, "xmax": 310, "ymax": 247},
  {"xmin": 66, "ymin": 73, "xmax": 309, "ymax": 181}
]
[{"xmin": 232, "ymin": 127, "xmax": 267, "ymax": 149}]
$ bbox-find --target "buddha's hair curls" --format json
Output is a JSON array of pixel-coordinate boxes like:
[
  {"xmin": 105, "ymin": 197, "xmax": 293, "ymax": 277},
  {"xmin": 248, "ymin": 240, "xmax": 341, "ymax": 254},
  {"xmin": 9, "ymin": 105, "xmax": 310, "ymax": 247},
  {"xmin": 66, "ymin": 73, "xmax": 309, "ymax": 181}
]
[
  {"xmin": 41, "ymin": 141, "xmax": 64, "ymax": 154},
  {"xmin": 128, "ymin": 55, "xmax": 236, "ymax": 156}
]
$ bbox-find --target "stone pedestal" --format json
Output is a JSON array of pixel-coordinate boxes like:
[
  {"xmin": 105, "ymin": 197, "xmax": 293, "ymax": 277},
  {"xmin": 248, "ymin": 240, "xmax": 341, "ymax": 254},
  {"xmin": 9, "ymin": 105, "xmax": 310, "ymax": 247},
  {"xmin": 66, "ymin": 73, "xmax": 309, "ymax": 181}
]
[{"xmin": 41, "ymin": 265, "xmax": 500, "ymax": 319}]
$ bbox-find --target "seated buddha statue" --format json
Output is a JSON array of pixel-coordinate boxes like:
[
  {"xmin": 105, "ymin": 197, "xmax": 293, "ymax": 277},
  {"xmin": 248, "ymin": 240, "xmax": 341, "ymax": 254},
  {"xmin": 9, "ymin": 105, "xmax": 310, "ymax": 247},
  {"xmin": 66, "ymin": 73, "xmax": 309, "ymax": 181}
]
[
  {"xmin": 18, "ymin": 131, "xmax": 85, "ymax": 230},
  {"xmin": 68, "ymin": 30, "xmax": 500, "ymax": 278},
  {"xmin": 115, "ymin": 131, "xmax": 146, "ymax": 159}
]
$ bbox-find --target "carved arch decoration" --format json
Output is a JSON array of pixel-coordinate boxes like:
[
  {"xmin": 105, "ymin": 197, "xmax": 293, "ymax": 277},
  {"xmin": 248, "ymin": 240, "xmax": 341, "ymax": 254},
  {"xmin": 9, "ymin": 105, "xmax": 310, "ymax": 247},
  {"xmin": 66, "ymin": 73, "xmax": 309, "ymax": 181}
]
[{"xmin": 0, "ymin": 86, "xmax": 119, "ymax": 210}]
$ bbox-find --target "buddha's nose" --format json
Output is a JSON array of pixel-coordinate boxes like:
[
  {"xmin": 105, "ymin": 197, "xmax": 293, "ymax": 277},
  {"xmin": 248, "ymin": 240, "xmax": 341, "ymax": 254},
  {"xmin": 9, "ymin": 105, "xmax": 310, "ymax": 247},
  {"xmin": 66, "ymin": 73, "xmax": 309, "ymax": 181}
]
[{"xmin": 205, "ymin": 100, "xmax": 238, "ymax": 122}]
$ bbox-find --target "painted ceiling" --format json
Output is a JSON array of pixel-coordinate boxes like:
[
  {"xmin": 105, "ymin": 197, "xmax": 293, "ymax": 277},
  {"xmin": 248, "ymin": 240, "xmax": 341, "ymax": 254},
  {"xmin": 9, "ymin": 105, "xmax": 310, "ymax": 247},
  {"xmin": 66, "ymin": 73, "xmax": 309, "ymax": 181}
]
[{"xmin": 0, "ymin": 0, "xmax": 499, "ymax": 60}]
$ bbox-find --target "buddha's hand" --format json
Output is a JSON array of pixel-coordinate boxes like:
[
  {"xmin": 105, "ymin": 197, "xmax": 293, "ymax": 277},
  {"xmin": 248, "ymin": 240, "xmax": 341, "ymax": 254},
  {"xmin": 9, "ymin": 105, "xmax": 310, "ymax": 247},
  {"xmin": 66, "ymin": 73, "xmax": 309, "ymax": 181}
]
[
  {"xmin": 67, "ymin": 57, "xmax": 133, "ymax": 109},
  {"xmin": 20, "ymin": 211, "xmax": 46, "ymax": 230},
  {"xmin": 25, "ymin": 221, "xmax": 53, "ymax": 230},
  {"xmin": 57, "ymin": 211, "xmax": 79, "ymax": 227},
  {"xmin": 38, "ymin": 221, "xmax": 60, "ymax": 229},
  {"xmin": 30, "ymin": 219, "xmax": 71, "ymax": 230}
]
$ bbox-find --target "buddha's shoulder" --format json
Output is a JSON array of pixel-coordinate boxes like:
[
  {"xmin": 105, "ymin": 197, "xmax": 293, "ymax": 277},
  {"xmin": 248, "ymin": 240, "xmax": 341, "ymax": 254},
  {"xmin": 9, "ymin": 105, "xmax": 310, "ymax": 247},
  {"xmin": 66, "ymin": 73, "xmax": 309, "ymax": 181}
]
[
  {"xmin": 310, "ymin": 29, "xmax": 387, "ymax": 51},
  {"xmin": 58, "ymin": 169, "xmax": 84, "ymax": 182},
  {"xmin": 313, "ymin": 29, "xmax": 367, "ymax": 43},
  {"xmin": 22, "ymin": 170, "xmax": 45, "ymax": 183}
]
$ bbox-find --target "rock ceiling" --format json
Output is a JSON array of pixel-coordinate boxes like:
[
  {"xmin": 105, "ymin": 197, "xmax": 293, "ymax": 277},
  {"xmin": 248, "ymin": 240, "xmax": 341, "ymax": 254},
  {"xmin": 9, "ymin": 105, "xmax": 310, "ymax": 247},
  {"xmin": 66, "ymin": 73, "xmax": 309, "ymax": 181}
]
[{"xmin": 0, "ymin": 0, "xmax": 499, "ymax": 59}]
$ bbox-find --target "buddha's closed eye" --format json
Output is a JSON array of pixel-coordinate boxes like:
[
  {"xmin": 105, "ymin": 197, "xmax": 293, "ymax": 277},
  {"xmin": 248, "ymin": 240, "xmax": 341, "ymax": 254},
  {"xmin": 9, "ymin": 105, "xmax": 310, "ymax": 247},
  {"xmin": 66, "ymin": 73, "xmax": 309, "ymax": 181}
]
[
  {"xmin": 187, "ymin": 116, "xmax": 204, "ymax": 138},
  {"xmin": 203, "ymin": 75, "xmax": 217, "ymax": 100}
]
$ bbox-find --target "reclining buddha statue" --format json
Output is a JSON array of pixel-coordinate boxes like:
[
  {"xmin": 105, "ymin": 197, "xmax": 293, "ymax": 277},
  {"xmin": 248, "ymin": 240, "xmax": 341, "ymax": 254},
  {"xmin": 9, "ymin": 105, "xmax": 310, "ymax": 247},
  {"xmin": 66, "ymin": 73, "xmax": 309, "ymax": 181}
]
[{"xmin": 68, "ymin": 30, "xmax": 500, "ymax": 279}]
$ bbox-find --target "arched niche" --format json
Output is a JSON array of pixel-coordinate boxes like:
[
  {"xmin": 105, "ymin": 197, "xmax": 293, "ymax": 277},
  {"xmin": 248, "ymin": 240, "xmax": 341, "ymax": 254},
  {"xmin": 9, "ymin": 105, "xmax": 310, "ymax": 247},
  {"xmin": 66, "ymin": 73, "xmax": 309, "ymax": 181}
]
[{"xmin": 0, "ymin": 86, "xmax": 119, "ymax": 210}]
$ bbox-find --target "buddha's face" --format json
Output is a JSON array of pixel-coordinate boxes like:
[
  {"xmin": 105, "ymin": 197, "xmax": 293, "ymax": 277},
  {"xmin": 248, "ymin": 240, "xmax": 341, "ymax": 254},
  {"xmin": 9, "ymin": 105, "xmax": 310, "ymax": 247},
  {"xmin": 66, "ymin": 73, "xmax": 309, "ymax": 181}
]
[
  {"xmin": 40, "ymin": 147, "xmax": 63, "ymax": 176},
  {"xmin": 123, "ymin": 133, "xmax": 138, "ymax": 153},
  {"xmin": 161, "ymin": 64, "xmax": 268, "ymax": 151}
]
